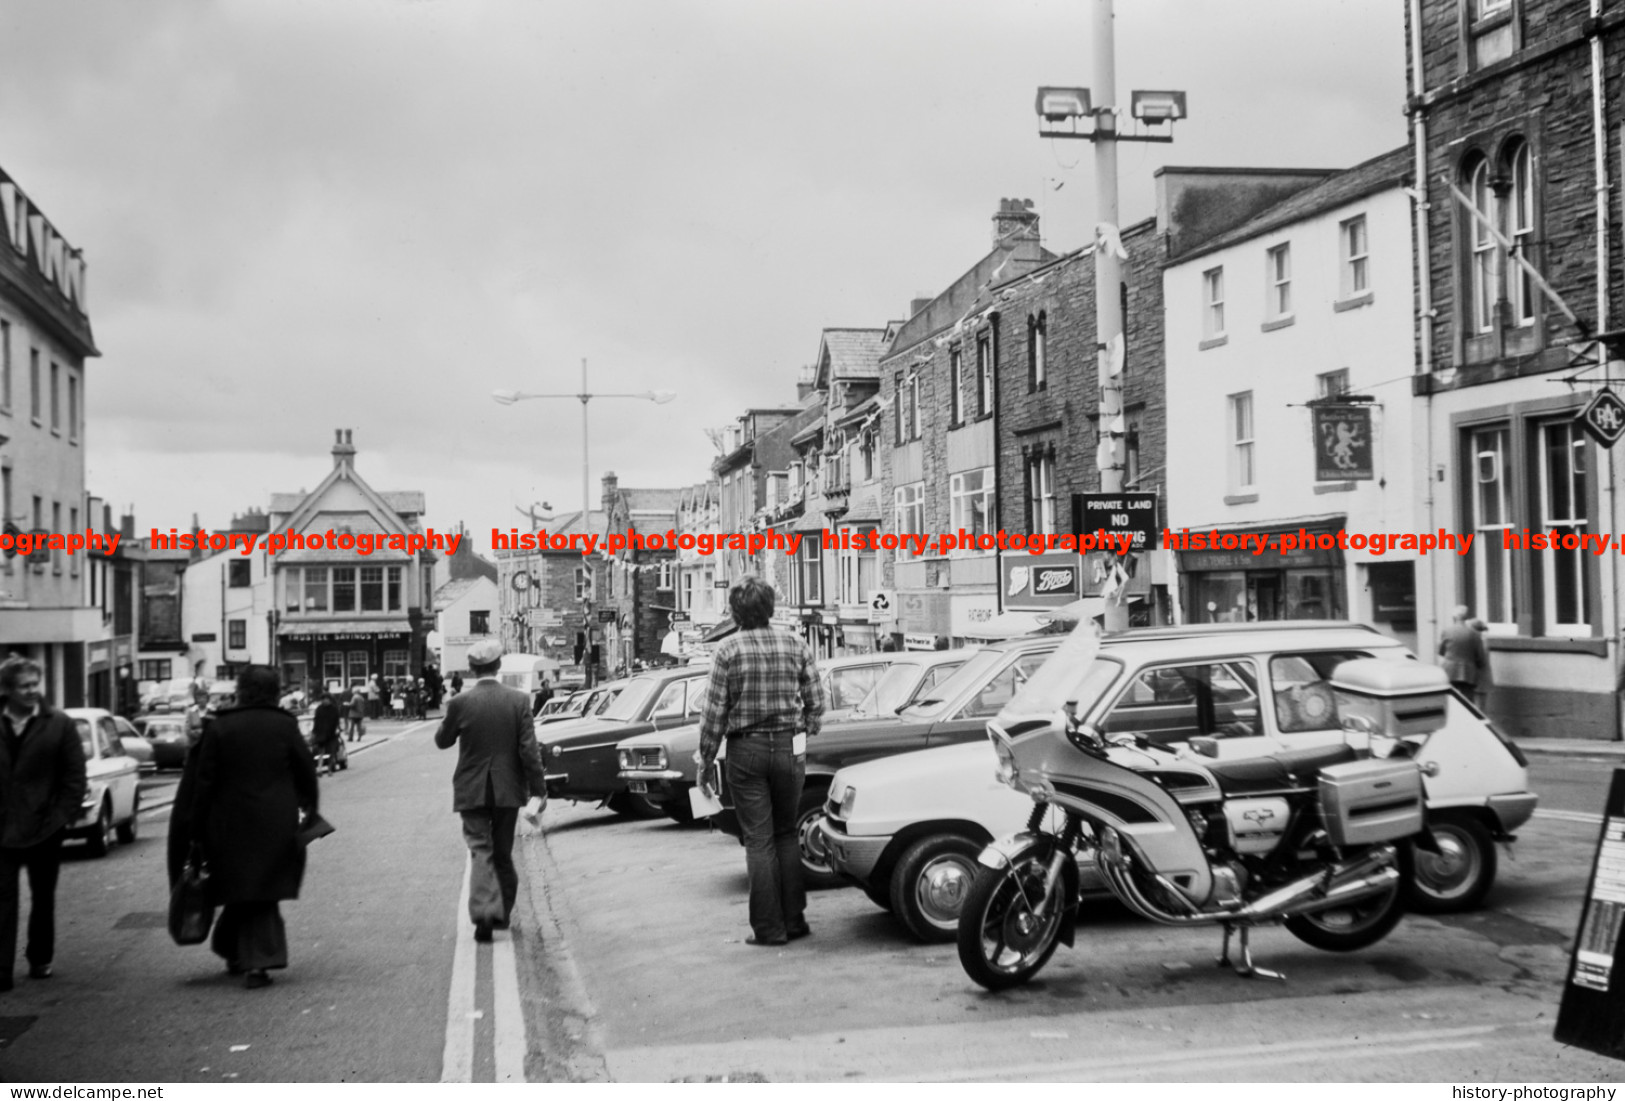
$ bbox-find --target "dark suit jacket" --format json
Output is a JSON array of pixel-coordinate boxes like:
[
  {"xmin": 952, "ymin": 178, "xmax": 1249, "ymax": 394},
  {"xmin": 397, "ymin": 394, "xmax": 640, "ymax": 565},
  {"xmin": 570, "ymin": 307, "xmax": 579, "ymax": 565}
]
[
  {"xmin": 0, "ymin": 702, "xmax": 89, "ymax": 849},
  {"xmin": 311, "ymin": 699, "xmax": 340, "ymax": 746},
  {"xmin": 434, "ymin": 679, "xmax": 547, "ymax": 812}
]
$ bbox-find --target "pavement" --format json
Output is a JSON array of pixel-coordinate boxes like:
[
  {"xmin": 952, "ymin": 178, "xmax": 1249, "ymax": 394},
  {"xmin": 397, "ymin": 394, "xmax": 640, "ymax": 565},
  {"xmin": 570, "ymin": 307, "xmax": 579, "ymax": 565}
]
[{"xmin": 1513, "ymin": 736, "xmax": 1625, "ymax": 758}]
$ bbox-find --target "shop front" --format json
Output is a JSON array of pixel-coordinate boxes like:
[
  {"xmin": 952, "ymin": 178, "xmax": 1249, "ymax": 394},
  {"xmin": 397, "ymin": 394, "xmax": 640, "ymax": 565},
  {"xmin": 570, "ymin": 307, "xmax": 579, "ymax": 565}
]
[
  {"xmin": 1177, "ymin": 521, "xmax": 1345, "ymax": 624},
  {"xmin": 277, "ymin": 622, "xmax": 416, "ymax": 695}
]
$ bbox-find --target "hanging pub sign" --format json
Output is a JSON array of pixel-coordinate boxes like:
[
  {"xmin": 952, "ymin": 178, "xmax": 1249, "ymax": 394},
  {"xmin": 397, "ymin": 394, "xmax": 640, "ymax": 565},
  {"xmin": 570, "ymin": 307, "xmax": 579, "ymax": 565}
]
[
  {"xmin": 1312, "ymin": 404, "xmax": 1374, "ymax": 481},
  {"xmin": 1579, "ymin": 386, "xmax": 1625, "ymax": 449}
]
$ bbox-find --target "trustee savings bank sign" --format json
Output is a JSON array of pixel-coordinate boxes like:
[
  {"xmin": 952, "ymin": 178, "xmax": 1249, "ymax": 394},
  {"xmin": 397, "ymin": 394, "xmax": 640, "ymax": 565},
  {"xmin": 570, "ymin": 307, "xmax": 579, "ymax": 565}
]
[{"xmin": 0, "ymin": 167, "xmax": 90, "ymax": 317}]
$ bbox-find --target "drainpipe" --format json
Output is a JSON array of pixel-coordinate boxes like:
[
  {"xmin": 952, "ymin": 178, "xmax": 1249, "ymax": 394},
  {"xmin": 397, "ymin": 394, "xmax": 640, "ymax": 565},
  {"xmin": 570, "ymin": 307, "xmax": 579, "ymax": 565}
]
[
  {"xmin": 1409, "ymin": 0, "xmax": 1438, "ymax": 651},
  {"xmin": 1592, "ymin": 0, "xmax": 1622, "ymax": 737}
]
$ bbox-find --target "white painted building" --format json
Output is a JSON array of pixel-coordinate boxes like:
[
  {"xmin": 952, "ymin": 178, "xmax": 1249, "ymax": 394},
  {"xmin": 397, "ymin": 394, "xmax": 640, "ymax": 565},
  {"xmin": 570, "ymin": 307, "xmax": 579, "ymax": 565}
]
[
  {"xmin": 181, "ymin": 546, "xmax": 274, "ymax": 677},
  {"xmin": 433, "ymin": 575, "xmax": 499, "ymax": 675},
  {"xmin": 1163, "ymin": 148, "xmax": 1420, "ymax": 650}
]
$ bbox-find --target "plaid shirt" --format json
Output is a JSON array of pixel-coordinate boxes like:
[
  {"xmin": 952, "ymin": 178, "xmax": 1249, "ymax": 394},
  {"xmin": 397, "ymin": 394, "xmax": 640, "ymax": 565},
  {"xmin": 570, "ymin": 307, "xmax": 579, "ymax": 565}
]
[{"xmin": 698, "ymin": 627, "xmax": 825, "ymax": 765}]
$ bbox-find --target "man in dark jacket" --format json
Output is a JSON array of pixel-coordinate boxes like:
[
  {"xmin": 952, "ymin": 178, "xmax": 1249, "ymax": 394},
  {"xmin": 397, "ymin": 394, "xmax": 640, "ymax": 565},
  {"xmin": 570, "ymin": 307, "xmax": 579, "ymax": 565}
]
[
  {"xmin": 434, "ymin": 639, "xmax": 547, "ymax": 942},
  {"xmin": 0, "ymin": 656, "xmax": 88, "ymax": 989},
  {"xmin": 310, "ymin": 692, "xmax": 342, "ymax": 774}
]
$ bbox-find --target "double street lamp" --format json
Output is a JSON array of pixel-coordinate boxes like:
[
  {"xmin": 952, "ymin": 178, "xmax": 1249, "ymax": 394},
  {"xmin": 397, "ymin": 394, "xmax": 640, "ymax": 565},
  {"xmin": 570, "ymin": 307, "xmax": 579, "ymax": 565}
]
[{"xmin": 492, "ymin": 357, "xmax": 677, "ymax": 519}]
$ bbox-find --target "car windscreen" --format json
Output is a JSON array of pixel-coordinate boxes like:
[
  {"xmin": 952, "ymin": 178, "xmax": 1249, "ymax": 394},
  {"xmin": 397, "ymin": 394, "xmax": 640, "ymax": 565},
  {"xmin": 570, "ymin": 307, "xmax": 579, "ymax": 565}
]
[
  {"xmin": 897, "ymin": 648, "xmax": 1011, "ymax": 721},
  {"xmin": 855, "ymin": 662, "xmax": 923, "ymax": 716},
  {"xmin": 599, "ymin": 678, "xmax": 660, "ymax": 721}
]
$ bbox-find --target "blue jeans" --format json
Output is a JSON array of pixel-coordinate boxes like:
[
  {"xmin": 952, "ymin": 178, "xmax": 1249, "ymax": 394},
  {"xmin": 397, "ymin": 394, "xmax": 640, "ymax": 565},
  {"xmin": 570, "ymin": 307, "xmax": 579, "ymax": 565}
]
[{"xmin": 725, "ymin": 733, "xmax": 806, "ymax": 942}]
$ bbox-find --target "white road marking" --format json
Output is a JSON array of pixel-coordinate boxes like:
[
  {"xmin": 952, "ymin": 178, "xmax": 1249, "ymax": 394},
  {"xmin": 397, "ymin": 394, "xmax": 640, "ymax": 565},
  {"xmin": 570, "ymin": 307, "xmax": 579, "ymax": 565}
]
[
  {"xmin": 1535, "ymin": 808, "xmax": 1604, "ymax": 825},
  {"xmin": 439, "ymin": 858, "xmax": 476, "ymax": 1083},
  {"xmin": 492, "ymin": 935, "xmax": 526, "ymax": 1082}
]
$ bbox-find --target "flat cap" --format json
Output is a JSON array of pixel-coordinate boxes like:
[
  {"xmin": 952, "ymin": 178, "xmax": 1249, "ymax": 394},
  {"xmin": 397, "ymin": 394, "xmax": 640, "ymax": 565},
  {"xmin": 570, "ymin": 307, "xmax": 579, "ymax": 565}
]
[{"xmin": 467, "ymin": 638, "xmax": 504, "ymax": 666}]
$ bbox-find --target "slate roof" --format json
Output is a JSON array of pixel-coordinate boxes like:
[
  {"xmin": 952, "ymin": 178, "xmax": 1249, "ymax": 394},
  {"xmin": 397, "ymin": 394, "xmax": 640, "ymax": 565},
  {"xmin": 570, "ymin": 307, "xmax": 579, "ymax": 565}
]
[
  {"xmin": 268, "ymin": 490, "xmax": 425, "ymax": 515},
  {"xmin": 1173, "ymin": 146, "xmax": 1412, "ymax": 264},
  {"xmin": 433, "ymin": 577, "xmax": 484, "ymax": 611},
  {"xmin": 819, "ymin": 328, "xmax": 890, "ymax": 382}
]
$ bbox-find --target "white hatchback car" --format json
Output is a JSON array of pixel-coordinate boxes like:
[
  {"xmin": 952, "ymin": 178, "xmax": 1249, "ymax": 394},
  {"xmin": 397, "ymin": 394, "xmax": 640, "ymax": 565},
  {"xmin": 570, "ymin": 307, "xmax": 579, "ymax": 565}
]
[
  {"xmin": 61, "ymin": 708, "xmax": 142, "ymax": 856},
  {"xmin": 820, "ymin": 623, "xmax": 1536, "ymax": 941}
]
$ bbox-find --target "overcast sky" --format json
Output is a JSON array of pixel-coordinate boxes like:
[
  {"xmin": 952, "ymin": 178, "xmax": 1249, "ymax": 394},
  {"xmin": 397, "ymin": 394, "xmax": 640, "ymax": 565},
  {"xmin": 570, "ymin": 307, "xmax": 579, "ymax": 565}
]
[{"xmin": 0, "ymin": 0, "xmax": 1406, "ymax": 550}]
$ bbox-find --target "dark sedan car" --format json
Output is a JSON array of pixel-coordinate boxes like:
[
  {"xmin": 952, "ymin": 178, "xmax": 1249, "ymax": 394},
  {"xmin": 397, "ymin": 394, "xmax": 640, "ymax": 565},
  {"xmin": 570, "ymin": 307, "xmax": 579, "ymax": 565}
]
[
  {"xmin": 132, "ymin": 713, "xmax": 194, "ymax": 770},
  {"xmin": 537, "ymin": 666, "xmax": 711, "ymax": 818}
]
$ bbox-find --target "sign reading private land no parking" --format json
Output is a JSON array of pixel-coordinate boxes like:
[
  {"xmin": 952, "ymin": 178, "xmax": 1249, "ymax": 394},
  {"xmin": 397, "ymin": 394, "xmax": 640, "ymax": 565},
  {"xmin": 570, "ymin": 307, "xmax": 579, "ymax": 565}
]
[{"xmin": 1078, "ymin": 493, "xmax": 1158, "ymax": 551}]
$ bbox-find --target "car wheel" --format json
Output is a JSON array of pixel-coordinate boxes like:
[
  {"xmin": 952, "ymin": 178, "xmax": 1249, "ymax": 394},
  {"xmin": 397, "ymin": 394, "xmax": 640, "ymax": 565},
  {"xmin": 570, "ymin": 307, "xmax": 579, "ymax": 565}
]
[
  {"xmin": 607, "ymin": 791, "xmax": 665, "ymax": 819},
  {"xmin": 796, "ymin": 785, "xmax": 842, "ymax": 891},
  {"xmin": 1401, "ymin": 813, "xmax": 1497, "ymax": 913},
  {"xmin": 890, "ymin": 834, "xmax": 983, "ymax": 943},
  {"xmin": 85, "ymin": 799, "xmax": 115, "ymax": 858},
  {"xmin": 115, "ymin": 791, "xmax": 140, "ymax": 845}
]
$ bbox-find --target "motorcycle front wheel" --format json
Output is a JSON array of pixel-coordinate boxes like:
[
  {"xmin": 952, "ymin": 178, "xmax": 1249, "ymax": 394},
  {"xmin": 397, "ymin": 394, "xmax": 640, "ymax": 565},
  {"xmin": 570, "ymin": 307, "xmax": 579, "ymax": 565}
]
[{"xmin": 957, "ymin": 855, "xmax": 1065, "ymax": 991}]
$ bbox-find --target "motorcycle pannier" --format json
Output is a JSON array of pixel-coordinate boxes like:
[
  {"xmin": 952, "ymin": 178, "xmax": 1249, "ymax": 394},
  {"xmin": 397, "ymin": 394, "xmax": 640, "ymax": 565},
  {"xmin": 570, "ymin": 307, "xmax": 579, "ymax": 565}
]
[
  {"xmin": 1328, "ymin": 659, "xmax": 1451, "ymax": 738},
  {"xmin": 1317, "ymin": 758, "xmax": 1424, "ymax": 846}
]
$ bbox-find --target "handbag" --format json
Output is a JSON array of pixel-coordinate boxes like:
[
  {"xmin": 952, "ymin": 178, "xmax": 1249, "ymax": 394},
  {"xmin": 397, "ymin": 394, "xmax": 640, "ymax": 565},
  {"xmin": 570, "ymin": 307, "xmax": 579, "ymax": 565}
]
[
  {"xmin": 168, "ymin": 845, "xmax": 215, "ymax": 946},
  {"xmin": 296, "ymin": 810, "xmax": 336, "ymax": 847}
]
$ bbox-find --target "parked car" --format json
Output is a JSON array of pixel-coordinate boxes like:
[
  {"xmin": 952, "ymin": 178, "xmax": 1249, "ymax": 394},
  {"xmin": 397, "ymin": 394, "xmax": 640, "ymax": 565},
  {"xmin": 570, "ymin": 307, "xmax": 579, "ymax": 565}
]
[
  {"xmin": 111, "ymin": 716, "xmax": 156, "ymax": 773},
  {"xmin": 617, "ymin": 650, "xmax": 967, "ymax": 824},
  {"xmin": 717, "ymin": 634, "xmax": 1068, "ymax": 887},
  {"xmin": 847, "ymin": 649, "xmax": 971, "ymax": 720},
  {"xmin": 818, "ymin": 622, "xmax": 1538, "ymax": 940},
  {"xmin": 537, "ymin": 669, "xmax": 709, "ymax": 818},
  {"xmin": 61, "ymin": 708, "xmax": 142, "ymax": 856},
  {"xmin": 536, "ymin": 681, "xmax": 624, "ymax": 728},
  {"xmin": 132, "ymin": 714, "xmax": 194, "ymax": 770}
]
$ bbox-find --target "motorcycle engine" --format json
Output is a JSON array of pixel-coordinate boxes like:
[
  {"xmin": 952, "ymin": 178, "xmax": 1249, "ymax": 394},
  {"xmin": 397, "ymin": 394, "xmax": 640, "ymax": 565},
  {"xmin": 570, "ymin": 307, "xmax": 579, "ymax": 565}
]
[
  {"xmin": 1221, "ymin": 797, "xmax": 1292, "ymax": 856},
  {"xmin": 1209, "ymin": 862, "xmax": 1247, "ymax": 908}
]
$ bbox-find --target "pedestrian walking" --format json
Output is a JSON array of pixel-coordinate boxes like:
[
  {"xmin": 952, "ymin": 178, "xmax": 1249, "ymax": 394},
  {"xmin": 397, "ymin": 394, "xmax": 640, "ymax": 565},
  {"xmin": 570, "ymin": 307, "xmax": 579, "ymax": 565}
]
[
  {"xmin": 167, "ymin": 665, "xmax": 319, "ymax": 990},
  {"xmin": 366, "ymin": 675, "xmax": 381, "ymax": 720},
  {"xmin": 405, "ymin": 679, "xmax": 422, "ymax": 721},
  {"xmin": 449, "ymin": 671, "xmax": 464, "ymax": 698},
  {"xmin": 310, "ymin": 691, "xmax": 342, "ymax": 775},
  {"xmin": 347, "ymin": 690, "xmax": 366, "ymax": 741},
  {"xmin": 1470, "ymin": 617, "xmax": 1495, "ymax": 710},
  {"xmin": 433, "ymin": 639, "xmax": 546, "ymax": 942},
  {"xmin": 1438, "ymin": 604, "xmax": 1489, "ymax": 703},
  {"xmin": 531, "ymin": 679, "xmax": 554, "ymax": 718},
  {"xmin": 0, "ymin": 657, "xmax": 88, "ymax": 989},
  {"xmin": 696, "ymin": 577, "xmax": 825, "ymax": 947}
]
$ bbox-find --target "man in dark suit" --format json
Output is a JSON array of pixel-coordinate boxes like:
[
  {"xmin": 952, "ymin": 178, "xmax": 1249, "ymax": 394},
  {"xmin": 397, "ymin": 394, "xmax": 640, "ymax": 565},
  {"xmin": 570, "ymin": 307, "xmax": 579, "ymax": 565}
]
[
  {"xmin": 0, "ymin": 657, "xmax": 88, "ymax": 990},
  {"xmin": 434, "ymin": 639, "xmax": 547, "ymax": 942}
]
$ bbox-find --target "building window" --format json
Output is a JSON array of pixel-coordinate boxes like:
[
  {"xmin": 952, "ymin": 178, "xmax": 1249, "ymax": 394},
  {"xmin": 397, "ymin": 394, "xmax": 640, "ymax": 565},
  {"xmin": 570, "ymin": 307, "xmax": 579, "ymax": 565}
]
[
  {"xmin": 975, "ymin": 333, "xmax": 992, "ymax": 417},
  {"xmin": 229, "ymin": 558, "xmax": 251, "ymax": 588},
  {"xmin": 29, "ymin": 349, "xmax": 39, "ymax": 424},
  {"xmin": 332, "ymin": 567, "xmax": 357, "ymax": 612},
  {"xmin": 1202, "ymin": 267, "xmax": 1225, "ymax": 339},
  {"xmin": 0, "ymin": 319, "xmax": 9, "ymax": 412},
  {"xmin": 681, "ymin": 570, "xmax": 694, "ymax": 612},
  {"xmin": 839, "ymin": 539, "xmax": 876, "ymax": 605},
  {"xmin": 67, "ymin": 371, "xmax": 78, "ymax": 443},
  {"xmin": 949, "ymin": 347, "xmax": 964, "ymax": 426},
  {"xmin": 387, "ymin": 566, "xmax": 403, "ymax": 611},
  {"xmin": 1025, "ymin": 452, "xmax": 1056, "ymax": 536},
  {"xmin": 1125, "ymin": 411, "xmax": 1143, "ymax": 488},
  {"xmin": 1539, "ymin": 419, "xmax": 1590, "ymax": 635},
  {"xmin": 228, "ymin": 619, "xmax": 247, "ymax": 650},
  {"xmin": 1230, "ymin": 392, "xmax": 1255, "ymax": 491},
  {"xmin": 68, "ymin": 506, "xmax": 78, "ymax": 577},
  {"xmin": 1467, "ymin": 0, "xmax": 1517, "ymax": 69},
  {"xmin": 575, "ymin": 567, "xmax": 591, "ymax": 601},
  {"xmin": 892, "ymin": 372, "xmax": 904, "ymax": 444},
  {"xmin": 1, "ymin": 467, "xmax": 11, "ymax": 528},
  {"xmin": 383, "ymin": 650, "xmax": 409, "ymax": 680},
  {"xmin": 859, "ymin": 433, "xmax": 875, "ymax": 482},
  {"xmin": 1507, "ymin": 140, "xmax": 1535, "ymax": 327},
  {"xmin": 908, "ymin": 372, "xmax": 921, "ymax": 440},
  {"xmin": 359, "ymin": 566, "xmax": 384, "ymax": 612},
  {"xmin": 949, "ymin": 468, "xmax": 994, "ymax": 549},
  {"xmin": 802, "ymin": 539, "xmax": 823, "ymax": 604},
  {"xmin": 1468, "ymin": 425, "xmax": 1514, "ymax": 624},
  {"xmin": 1467, "ymin": 158, "xmax": 1496, "ymax": 334},
  {"xmin": 304, "ymin": 566, "xmax": 329, "ymax": 611},
  {"xmin": 322, "ymin": 651, "xmax": 344, "ymax": 688},
  {"xmin": 1317, "ymin": 369, "xmax": 1351, "ymax": 399},
  {"xmin": 1028, "ymin": 311, "xmax": 1047, "ymax": 391},
  {"xmin": 347, "ymin": 651, "xmax": 368, "ymax": 686},
  {"xmin": 51, "ymin": 501, "xmax": 60, "ymax": 573},
  {"xmin": 1340, "ymin": 216, "xmax": 1369, "ymax": 298},
  {"xmin": 469, "ymin": 609, "xmax": 490, "ymax": 635},
  {"xmin": 893, "ymin": 482, "xmax": 924, "ymax": 559},
  {"xmin": 139, "ymin": 659, "xmax": 172, "ymax": 682},
  {"xmin": 285, "ymin": 567, "xmax": 301, "ymax": 611},
  {"xmin": 49, "ymin": 361, "xmax": 59, "ymax": 434},
  {"xmin": 657, "ymin": 561, "xmax": 674, "ymax": 590},
  {"xmin": 1266, "ymin": 243, "xmax": 1292, "ymax": 320}
]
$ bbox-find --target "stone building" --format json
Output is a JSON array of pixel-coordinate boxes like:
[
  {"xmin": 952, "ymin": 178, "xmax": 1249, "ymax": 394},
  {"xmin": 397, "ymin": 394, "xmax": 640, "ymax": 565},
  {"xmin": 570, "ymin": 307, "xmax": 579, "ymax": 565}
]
[{"xmin": 1406, "ymin": 0, "xmax": 1625, "ymax": 738}]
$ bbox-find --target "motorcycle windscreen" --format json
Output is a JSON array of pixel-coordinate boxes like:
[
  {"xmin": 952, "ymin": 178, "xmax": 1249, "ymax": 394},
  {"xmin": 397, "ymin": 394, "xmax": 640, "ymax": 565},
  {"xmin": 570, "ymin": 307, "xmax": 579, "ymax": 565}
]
[{"xmin": 996, "ymin": 620, "xmax": 1110, "ymax": 725}]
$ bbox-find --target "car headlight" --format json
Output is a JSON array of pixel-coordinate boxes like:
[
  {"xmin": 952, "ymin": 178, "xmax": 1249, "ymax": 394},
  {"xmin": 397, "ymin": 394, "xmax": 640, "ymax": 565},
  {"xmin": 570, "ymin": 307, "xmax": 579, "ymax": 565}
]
[
  {"xmin": 993, "ymin": 735, "xmax": 1019, "ymax": 788},
  {"xmin": 617, "ymin": 749, "xmax": 633, "ymax": 769},
  {"xmin": 838, "ymin": 785, "xmax": 857, "ymax": 818},
  {"xmin": 549, "ymin": 744, "xmax": 562, "ymax": 758},
  {"xmin": 652, "ymin": 749, "xmax": 667, "ymax": 770}
]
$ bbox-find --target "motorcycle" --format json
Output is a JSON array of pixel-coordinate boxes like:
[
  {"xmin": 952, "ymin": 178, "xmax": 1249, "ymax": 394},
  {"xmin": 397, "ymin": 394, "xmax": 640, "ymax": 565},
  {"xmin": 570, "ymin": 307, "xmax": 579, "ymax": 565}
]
[{"xmin": 957, "ymin": 643, "xmax": 1441, "ymax": 991}]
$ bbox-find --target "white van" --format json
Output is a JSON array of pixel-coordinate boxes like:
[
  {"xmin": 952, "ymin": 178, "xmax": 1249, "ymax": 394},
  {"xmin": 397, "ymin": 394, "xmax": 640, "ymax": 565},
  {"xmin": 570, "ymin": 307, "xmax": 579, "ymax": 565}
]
[{"xmin": 498, "ymin": 654, "xmax": 560, "ymax": 698}]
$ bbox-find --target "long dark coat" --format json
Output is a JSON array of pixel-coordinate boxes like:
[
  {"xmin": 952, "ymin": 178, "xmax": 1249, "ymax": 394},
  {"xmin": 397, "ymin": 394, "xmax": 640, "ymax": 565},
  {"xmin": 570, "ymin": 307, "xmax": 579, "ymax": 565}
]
[{"xmin": 167, "ymin": 704, "xmax": 318, "ymax": 902}]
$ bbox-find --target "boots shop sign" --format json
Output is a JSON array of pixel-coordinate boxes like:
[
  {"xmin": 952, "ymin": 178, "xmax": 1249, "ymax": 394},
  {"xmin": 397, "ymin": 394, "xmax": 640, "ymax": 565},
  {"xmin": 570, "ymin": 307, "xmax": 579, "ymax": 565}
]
[
  {"xmin": 0, "ymin": 167, "xmax": 89, "ymax": 316},
  {"xmin": 1001, "ymin": 552, "xmax": 1081, "ymax": 610}
]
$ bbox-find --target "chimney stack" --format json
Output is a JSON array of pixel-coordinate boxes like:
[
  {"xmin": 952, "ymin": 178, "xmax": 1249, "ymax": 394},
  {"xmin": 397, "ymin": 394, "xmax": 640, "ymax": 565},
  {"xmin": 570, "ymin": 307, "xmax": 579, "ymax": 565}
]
[
  {"xmin": 600, "ymin": 471, "xmax": 619, "ymax": 514},
  {"xmin": 332, "ymin": 427, "xmax": 356, "ymax": 469},
  {"xmin": 908, "ymin": 296, "xmax": 932, "ymax": 318},
  {"xmin": 992, "ymin": 197, "xmax": 1039, "ymax": 248}
]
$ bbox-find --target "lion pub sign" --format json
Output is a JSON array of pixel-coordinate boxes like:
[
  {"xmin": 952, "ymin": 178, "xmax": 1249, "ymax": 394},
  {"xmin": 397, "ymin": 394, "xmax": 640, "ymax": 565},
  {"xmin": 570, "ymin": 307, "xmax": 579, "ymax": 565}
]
[
  {"xmin": 1579, "ymin": 386, "xmax": 1625, "ymax": 449},
  {"xmin": 1312, "ymin": 405, "xmax": 1373, "ymax": 482}
]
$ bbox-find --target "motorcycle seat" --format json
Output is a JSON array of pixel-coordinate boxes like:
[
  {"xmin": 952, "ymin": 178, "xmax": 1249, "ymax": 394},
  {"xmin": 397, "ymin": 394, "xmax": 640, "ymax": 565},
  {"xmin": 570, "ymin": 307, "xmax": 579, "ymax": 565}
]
[{"xmin": 1203, "ymin": 743, "xmax": 1358, "ymax": 796}]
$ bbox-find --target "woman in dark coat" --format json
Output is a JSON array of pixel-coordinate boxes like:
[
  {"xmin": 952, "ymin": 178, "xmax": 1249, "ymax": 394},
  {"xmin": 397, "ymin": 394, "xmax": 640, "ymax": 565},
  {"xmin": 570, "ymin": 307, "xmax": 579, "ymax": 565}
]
[{"xmin": 168, "ymin": 665, "xmax": 318, "ymax": 989}]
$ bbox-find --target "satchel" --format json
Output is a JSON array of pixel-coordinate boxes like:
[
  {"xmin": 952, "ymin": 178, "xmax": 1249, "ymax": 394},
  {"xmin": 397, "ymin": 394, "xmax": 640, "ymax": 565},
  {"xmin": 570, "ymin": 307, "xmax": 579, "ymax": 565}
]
[
  {"xmin": 296, "ymin": 810, "xmax": 336, "ymax": 847},
  {"xmin": 168, "ymin": 846, "xmax": 214, "ymax": 946}
]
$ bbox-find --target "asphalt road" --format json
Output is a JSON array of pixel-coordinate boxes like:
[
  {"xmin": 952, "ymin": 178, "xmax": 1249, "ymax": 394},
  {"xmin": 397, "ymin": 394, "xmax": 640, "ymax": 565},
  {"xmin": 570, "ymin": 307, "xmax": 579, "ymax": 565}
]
[{"xmin": 3, "ymin": 731, "xmax": 1622, "ymax": 1082}]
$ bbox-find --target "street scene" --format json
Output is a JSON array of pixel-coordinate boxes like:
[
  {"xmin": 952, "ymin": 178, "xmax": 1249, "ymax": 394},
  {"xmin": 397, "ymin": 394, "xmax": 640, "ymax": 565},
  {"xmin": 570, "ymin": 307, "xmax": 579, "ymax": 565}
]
[{"xmin": 6, "ymin": 0, "xmax": 1625, "ymax": 1087}]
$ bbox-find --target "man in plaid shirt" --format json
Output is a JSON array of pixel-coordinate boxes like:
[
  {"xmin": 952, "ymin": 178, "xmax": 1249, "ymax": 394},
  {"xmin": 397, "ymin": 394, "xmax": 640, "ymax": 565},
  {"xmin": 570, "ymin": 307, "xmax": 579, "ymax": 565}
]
[{"xmin": 698, "ymin": 577, "xmax": 825, "ymax": 946}]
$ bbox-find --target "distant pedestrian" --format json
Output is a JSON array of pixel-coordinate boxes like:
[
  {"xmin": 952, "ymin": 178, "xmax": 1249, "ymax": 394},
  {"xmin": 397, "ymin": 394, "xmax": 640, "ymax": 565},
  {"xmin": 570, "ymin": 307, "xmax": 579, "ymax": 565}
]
[
  {"xmin": 0, "ymin": 657, "xmax": 88, "ymax": 989},
  {"xmin": 310, "ymin": 692, "xmax": 342, "ymax": 775},
  {"xmin": 167, "ymin": 665, "xmax": 319, "ymax": 990},
  {"xmin": 1470, "ymin": 617, "xmax": 1494, "ymax": 710},
  {"xmin": 531, "ymin": 680, "xmax": 554, "ymax": 718},
  {"xmin": 407, "ymin": 680, "xmax": 424, "ymax": 721},
  {"xmin": 697, "ymin": 578, "xmax": 825, "ymax": 947},
  {"xmin": 347, "ymin": 691, "xmax": 366, "ymax": 742},
  {"xmin": 366, "ymin": 676, "xmax": 381, "ymax": 720},
  {"xmin": 434, "ymin": 640, "xmax": 546, "ymax": 942},
  {"xmin": 450, "ymin": 671, "xmax": 464, "ymax": 698},
  {"xmin": 1438, "ymin": 604, "xmax": 1489, "ymax": 703}
]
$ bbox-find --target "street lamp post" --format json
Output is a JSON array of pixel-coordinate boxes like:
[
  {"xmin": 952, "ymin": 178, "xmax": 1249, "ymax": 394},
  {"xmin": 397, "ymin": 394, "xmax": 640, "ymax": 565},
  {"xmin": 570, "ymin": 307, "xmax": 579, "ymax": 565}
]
[
  {"xmin": 1036, "ymin": 0, "xmax": 1185, "ymax": 632},
  {"xmin": 493, "ymin": 360, "xmax": 676, "ymax": 686}
]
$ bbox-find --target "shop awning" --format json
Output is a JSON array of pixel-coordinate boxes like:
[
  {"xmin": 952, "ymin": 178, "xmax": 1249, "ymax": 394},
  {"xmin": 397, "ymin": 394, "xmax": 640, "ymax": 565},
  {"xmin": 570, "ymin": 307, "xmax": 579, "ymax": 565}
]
[{"xmin": 277, "ymin": 619, "xmax": 413, "ymax": 637}]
